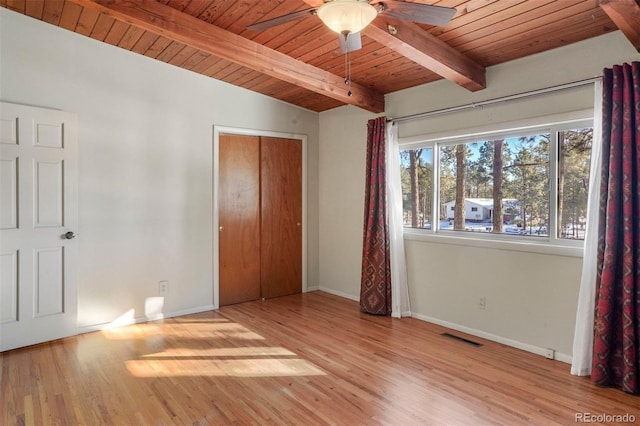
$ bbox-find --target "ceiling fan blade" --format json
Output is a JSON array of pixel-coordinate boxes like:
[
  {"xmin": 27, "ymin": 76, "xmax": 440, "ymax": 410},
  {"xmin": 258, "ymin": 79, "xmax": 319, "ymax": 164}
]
[
  {"xmin": 247, "ymin": 8, "xmax": 317, "ymax": 31},
  {"xmin": 339, "ymin": 32, "xmax": 362, "ymax": 54},
  {"xmin": 378, "ymin": 1, "xmax": 456, "ymax": 27}
]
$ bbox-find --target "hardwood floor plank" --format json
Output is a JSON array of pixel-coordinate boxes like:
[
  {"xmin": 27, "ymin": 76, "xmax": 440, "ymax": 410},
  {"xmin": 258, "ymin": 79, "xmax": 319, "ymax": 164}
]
[{"xmin": 1, "ymin": 291, "xmax": 639, "ymax": 425}]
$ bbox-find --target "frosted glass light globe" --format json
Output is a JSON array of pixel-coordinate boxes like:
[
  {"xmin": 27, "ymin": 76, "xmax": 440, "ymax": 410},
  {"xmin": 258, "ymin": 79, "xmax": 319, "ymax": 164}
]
[{"xmin": 317, "ymin": 0, "xmax": 378, "ymax": 35}]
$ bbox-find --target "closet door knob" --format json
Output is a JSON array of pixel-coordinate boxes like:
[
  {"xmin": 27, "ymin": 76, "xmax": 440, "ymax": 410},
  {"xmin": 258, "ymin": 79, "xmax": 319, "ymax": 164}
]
[{"xmin": 219, "ymin": 226, "xmax": 224, "ymax": 231}]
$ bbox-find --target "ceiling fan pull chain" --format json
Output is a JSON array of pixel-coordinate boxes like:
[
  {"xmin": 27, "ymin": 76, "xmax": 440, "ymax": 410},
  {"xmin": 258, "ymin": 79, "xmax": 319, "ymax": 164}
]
[
  {"xmin": 349, "ymin": 48, "xmax": 353, "ymax": 97},
  {"xmin": 345, "ymin": 43, "xmax": 352, "ymax": 97},
  {"xmin": 344, "ymin": 45, "xmax": 348, "ymax": 85}
]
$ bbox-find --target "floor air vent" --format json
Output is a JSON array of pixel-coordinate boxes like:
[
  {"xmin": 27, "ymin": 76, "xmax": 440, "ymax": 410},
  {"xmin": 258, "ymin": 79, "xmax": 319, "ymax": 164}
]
[{"xmin": 441, "ymin": 332, "xmax": 483, "ymax": 347}]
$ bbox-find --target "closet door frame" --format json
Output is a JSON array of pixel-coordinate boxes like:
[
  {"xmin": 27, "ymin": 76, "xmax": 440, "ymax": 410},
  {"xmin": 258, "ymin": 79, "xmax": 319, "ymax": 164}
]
[{"xmin": 212, "ymin": 126, "xmax": 308, "ymax": 309}]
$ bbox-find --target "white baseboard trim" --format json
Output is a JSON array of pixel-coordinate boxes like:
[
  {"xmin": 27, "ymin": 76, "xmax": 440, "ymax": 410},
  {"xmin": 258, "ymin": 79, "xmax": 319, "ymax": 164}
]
[
  {"xmin": 411, "ymin": 312, "xmax": 572, "ymax": 364},
  {"xmin": 305, "ymin": 285, "xmax": 320, "ymax": 292},
  {"xmin": 318, "ymin": 286, "xmax": 360, "ymax": 302},
  {"xmin": 554, "ymin": 352, "xmax": 573, "ymax": 364},
  {"xmin": 77, "ymin": 304, "xmax": 216, "ymax": 335}
]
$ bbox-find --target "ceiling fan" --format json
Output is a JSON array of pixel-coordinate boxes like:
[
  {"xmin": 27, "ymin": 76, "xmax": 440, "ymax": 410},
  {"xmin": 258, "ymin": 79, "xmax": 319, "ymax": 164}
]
[{"xmin": 247, "ymin": 0, "xmax": 456, "ymax": 53}]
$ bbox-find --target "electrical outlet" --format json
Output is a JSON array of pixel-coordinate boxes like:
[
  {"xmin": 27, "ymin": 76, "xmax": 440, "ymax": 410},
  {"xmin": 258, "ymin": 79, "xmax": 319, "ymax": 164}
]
[
  {"xmin": 478, "ymin": 297, "xmax": 486, "ymax": 310},
  {"xmin": 544, "ymin": 348, "xmax": 555, "ymax": 360},
  {"xmin": 159, "ymin": 280, "xmax": 169, "ymax": 296}
]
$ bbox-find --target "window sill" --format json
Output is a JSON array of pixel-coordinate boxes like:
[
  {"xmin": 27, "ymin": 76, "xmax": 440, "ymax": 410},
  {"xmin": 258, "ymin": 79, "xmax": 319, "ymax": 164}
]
[{"xmin": 402, "ymin": 229, "xmax": 584, "ymax": 258}]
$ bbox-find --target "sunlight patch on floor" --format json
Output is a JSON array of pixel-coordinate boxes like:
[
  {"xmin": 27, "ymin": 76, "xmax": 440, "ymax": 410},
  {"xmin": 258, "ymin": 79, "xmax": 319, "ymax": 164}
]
[
  {"xmin": 101, "ymin": 317, "xmax": 265, "ymax": 341},
  {"xmin": 103, "ymin": 313, "xmax": 326, "ymax": 378},
  {"xmin": 141, "ymin": 346, "xmax": 296, "ymax": 358},
  {"xmin": 126, "ymin": 357, "xmax": 326, "ymax": 378}
]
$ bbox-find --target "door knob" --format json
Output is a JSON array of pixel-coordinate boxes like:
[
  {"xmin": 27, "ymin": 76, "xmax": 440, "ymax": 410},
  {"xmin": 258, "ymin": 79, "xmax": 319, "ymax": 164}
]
[
  {"xmin": 64, "ymin": 231, "xmax": 76, "ymax": 240},
  {"xmin": 219, "ymin": 226, "xmax": 224, "ymax": 231}
]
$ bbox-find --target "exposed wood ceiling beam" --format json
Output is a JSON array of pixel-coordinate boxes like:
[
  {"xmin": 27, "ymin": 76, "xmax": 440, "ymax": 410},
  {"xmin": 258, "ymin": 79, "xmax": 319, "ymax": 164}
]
[
  {"xmin": 599, "ymin": 0, "xmax": 640, "ymax": 52},
  {"xmin": 70, "ymin": 0, "xmax": 385, "ymax": 112},
  {"xmin": 303, "ymin": 0, "xmax": 486, "ymax": 91},
  {"xmin": 365, "ymin": 18, "xmax": 486, "ymax": 91},
  {"xmin": 302, "ymin": 0, "xmax": 326, "ymax": 9}
]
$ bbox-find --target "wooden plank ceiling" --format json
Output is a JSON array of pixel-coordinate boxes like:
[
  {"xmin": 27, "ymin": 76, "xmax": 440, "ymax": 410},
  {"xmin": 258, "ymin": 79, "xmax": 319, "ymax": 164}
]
[{"xmin": 1, "ymin": 0, "xmax": 634, "ymax": 113}]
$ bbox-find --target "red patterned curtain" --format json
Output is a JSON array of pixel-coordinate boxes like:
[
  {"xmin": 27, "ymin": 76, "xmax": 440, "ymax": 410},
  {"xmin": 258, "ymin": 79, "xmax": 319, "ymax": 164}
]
[
  {"xmin": 360, "ymin": 117, "xmax": 392, "ymax": 315},
  {"xmin": 592, "ymin": 62, "xmax": 640, "ymax": 394}
]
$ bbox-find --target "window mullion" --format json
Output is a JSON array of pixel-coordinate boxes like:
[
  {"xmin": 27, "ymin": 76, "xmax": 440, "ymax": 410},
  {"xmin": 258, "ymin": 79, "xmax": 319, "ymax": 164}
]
[
  {"xmin": 549, "ymin": 128, "xmax": 559, "ymax": 243},
  {"xmin": 433, "ymin": 143, "xmax": 440, "ymax": 234}
]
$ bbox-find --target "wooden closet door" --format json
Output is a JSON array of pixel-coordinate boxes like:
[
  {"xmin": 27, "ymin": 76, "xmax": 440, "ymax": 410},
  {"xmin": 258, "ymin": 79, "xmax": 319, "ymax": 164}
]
[
  {"xmin": 218, "ymin": 134, "xmax": 261, "ymax": 306},
  {"xmin": 260, "ymin": 137, "xmax": 302, "ymax": 299}
]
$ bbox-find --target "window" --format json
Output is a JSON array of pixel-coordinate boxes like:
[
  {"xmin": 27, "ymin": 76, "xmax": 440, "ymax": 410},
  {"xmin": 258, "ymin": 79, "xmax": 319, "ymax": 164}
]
[
  {"xmin": 400, "ymin": 148, "xmax": 433, "ymax": 229},
  {"xmin": 558, "ymin": 128, "xmax": 593, "ymax": 239},
  {"xmin": 400, "ymin": 119, "xmax": 593, "ymax": 245}
]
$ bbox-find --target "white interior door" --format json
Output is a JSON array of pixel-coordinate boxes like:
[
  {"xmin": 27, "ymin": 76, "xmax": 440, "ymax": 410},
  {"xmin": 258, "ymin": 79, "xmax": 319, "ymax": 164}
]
[{"xmin": 0, "ymin": 102, "xmax": 78, "ymax": 352}]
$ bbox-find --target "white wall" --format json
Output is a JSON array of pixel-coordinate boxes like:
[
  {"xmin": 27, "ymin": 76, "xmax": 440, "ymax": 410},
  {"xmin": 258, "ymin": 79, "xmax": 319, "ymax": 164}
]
[
  {"xmin": 318, "ymin": 31, "xmax": 639, "ymax": 359},
  {"xmin": 0, "ymin": 8, "xmax": 320, "ymax": 330},
  {"xmin": 318, "ymin": 107, "xmax": 378, "ymax": 300}
]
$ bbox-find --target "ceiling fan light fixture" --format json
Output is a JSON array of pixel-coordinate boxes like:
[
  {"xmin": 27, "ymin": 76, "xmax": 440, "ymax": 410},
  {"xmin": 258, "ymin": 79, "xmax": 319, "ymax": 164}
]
[{"xmin": 317, "ymin": 0, "xmax": 378, "ymax": 36}]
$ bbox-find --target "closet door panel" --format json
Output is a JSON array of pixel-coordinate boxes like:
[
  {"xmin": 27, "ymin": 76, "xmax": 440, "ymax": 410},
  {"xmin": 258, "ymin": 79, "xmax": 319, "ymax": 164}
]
[
  {"xmin": 218, "ymin": 134, "xmax": 261, "ymax": 306},
  {"xmin": 260, "ymin": 137, "xmax": 302, "ymax": 299}
]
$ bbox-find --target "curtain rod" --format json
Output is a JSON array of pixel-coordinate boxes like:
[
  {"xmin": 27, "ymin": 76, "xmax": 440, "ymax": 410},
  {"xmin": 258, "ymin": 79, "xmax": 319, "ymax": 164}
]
[{"xmin": 388, "ymin": 77, "xmax": 602, "ymax": 124}]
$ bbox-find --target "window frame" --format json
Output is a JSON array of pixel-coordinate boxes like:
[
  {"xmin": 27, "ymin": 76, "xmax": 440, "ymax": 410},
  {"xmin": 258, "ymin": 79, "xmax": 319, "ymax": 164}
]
[{"xmin": 398, "ymin": 110, "xmax": 594, "ymax": 257}]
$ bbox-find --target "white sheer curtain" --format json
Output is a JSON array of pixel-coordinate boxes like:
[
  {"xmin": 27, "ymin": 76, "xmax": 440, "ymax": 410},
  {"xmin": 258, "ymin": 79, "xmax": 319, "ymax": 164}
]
[
  {"xmin": 571, "ymin": 79, "xmax": 603, "ymax": 376},
  {"xmin": 386, "ymin": 122, "xmax": 411, "ymax": 318}
]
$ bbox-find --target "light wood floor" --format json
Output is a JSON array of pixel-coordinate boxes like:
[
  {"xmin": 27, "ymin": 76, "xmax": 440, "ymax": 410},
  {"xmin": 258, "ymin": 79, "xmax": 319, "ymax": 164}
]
[{"xmin": 1, "ymin": 291, "xmax": 638, "ymax": 425}]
